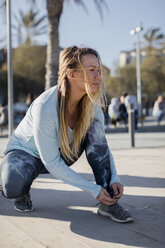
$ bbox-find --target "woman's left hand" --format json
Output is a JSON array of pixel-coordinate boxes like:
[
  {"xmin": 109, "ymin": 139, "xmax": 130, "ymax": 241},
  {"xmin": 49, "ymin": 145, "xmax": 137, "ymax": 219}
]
[{"xmin": 111, "ymin": 182, "xmax": 124, "ymax": 199}]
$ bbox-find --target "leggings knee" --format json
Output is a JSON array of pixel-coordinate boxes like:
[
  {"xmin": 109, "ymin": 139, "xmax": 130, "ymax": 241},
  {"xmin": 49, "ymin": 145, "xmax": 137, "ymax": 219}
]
[
  {"xmin": 1, "ymin": 150, "xmax": 39, "ymax": 199},
  {"xmin": 2, "ymin": 180, "xmax": 26, "ymax": 199},
  {"xmin": 1, "ymin": 169, "xmax": 28, "ymax": 199}
]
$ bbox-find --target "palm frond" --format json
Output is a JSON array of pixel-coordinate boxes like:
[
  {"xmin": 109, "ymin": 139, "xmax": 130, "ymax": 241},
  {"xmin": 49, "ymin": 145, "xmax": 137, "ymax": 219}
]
[
  {"xmin": 143, "ymin": 34, "xmax": 150, "ymax": 42},
  {"xmin": 13, "ymin": 13, "xmax": 20, "ymax": 23},
  {"xmin": 36, "ymin": 25, "xmax": 48, "ymax": 32},
  {"xmin": 12, "ymin": 6, "xmax": 47, "ymax": 44},
  {"xmin": 73, "ymin": 0, "xmax": 89, "ymax": 14},
  {"xmin": 0, "ymin": 0, "xmax": 6, "ymax": 9},
  {"xmin": 73, "ymin": 0, "xmax": 109, "ymax": 20},
  {"xmin": 33, "ymin": 30, "xmax": 47, "ymax": 36},
  {"xmin": 19, "ymin": 9, "xmax": 24, "ymax": 19},
  {"xmin": 144, "ymin": 28, "xmax": 164, "ymax": 43},
  {"xmin": 93, "ymin": 0, "xmax": 109, "ymax": 20},
  {"xmin": 152, "ymin": 33, "xmax": 164, "ymax": 42},
  {"xmin": 33, "ymin": 16, "xmax": 46, "ymax": 28},
  {"xmin": 27, "ymin": 0, "xmax": 37, "ymax": 6},
  {"xmin": 12, "ymin": 24, "xmax": 20, "ymax": 30}
]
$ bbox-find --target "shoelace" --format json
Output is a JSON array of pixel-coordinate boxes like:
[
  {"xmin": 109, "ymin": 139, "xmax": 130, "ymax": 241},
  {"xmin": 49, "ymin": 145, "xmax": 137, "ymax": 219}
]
[
  {"xmin": 17, "ymin": 194, "xmax": 31, "ymax": 205},
  {"xmin": 95, "ymin": 202, "xmax": 101, "ymax": 206},
  {"xmin": 109, "ymin": 203, "xmax": 130, "ymax": 217}
]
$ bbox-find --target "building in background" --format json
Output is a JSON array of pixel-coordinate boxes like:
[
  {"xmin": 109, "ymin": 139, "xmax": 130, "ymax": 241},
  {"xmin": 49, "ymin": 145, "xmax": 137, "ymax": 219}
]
[{"xmin": 119, "ymin": 48, "xmax": 165, "ymax": 67}]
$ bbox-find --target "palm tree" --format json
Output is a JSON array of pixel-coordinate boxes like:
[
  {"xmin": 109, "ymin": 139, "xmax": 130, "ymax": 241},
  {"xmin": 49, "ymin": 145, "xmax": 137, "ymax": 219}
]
[
  {"xmin": 12, "ymin": 12, "xmax": 23, "ymax": 46},
  {"xmin": 44, "ymin": 0, "xmax": 63, "ymax": 90},
  {"xmin": 12, "ymin": 9, "xmax": 47, "ymax": 46},
  {"xmin": 1, "ymin": 0, "xmax": 109, "ymax": 89},
  {"xmin": 44, "ymin": 0, "xmax": 108, "ymax": 90},
  {"xmin": 40, "ymin": 0, "xmax": 109, "ymax": 90},
  {"xmin": 143, "ymin": 27, "xmax": 164, "ymax": 55}
]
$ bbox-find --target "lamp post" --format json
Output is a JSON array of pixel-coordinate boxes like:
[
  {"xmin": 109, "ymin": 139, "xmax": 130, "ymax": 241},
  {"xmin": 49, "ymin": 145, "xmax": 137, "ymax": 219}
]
[
  {"xmin": 6, "ymin": 0, "xmax": 14, "ymax": 137},
  {"xmin": 130, "ymin": 23, "xmax": 143, "ymax": 121}
]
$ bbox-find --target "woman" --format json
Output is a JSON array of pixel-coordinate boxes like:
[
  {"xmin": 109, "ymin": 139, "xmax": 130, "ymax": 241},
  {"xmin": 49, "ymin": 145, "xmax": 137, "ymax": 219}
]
[
  {"xmin": 153, "ymin": 95, "xmax": 165, "ymax": 125},
  {"xmin": 0, "ymin": 46, "xmax": 133, "ymax": 223},
  {"xmin": 108, "ymin": 97, "xmax": 120, "ymax": 127}
]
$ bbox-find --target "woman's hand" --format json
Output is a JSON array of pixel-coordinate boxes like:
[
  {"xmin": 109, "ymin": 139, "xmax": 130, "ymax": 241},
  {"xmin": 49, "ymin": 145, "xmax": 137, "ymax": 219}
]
[
  {"xmin": 111, "ymin": 182, "xmax": 124, "ymax": 199},
  {"xmin": 97, "ymin": 187, "xmax": 117, "ymax": 206}
]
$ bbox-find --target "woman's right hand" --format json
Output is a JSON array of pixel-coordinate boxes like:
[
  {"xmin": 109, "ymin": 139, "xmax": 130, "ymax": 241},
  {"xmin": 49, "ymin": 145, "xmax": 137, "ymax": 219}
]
[{"xmin": 96, "ymin": 187, "xmax": 117, "ymax": 206}]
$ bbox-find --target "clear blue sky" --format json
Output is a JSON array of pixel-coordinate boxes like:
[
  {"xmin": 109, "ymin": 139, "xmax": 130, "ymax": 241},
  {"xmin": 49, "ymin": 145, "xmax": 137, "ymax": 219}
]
[{"xmin": 1, "ymin": 0, "xmax": 165, "ymax": 73}]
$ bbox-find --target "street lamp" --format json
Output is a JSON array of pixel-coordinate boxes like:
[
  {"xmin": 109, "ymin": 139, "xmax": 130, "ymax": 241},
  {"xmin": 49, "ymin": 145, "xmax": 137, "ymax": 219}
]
[{"xmin": 130, "ymin": 23, "xmax": 143, "ymax": 121}]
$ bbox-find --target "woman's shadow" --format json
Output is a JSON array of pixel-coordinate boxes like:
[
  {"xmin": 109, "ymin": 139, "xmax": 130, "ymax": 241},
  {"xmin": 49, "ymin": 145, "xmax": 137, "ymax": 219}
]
[{"xmin": 0, "ymin": 173, "xmax": 165, "ymax": 248}]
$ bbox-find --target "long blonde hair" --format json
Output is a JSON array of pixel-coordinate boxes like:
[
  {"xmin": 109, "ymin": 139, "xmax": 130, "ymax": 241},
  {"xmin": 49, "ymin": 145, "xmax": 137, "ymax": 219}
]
[{"xmin": 58, "ymin": 46, "xmax": 106, "ymax": 161}]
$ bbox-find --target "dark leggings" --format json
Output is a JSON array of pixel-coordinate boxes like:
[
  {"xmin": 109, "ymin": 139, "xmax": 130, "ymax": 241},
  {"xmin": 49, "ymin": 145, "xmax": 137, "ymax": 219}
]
[{"xmin": 0, "ymin": 120, "xmax": 112, "ymax": 199}]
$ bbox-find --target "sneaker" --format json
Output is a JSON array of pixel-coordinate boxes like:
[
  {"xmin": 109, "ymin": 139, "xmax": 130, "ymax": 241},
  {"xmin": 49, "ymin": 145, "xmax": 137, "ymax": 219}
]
[
  {"xmin": 97, "ymin": 202, "xmax": 133, "ymax": 223},
  {"xmin": 14, "ymin": 193, "xmax": 33, "ymax": 212}
]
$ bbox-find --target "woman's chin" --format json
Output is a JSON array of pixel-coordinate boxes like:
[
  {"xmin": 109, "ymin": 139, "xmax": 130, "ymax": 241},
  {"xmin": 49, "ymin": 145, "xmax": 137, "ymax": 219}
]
[{"xmin": 91, "ymin": 87, "xmax": 99, "ymax": 94}]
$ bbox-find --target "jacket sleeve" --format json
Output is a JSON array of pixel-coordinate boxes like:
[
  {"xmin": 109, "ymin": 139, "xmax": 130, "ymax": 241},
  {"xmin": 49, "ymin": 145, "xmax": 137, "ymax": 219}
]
[{"xmin": 32, "ymin": 103, "xmax": 101, "ymax": 198}]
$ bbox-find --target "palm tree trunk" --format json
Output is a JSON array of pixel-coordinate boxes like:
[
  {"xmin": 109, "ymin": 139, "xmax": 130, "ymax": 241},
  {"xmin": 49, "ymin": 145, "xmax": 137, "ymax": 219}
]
[{"xmin": 45, "ymin": 0, "xmax": 63, "ymax": 90}]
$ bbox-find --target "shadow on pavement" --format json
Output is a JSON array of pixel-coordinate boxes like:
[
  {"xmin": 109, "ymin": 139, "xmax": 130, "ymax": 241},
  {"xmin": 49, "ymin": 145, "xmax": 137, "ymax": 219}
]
[
  {"xmin": 0, "ymin": 188, "xmax": 165, "ymax": 248},
  {"xmin": 105, "ymin": 124, "xmax": 165, "ymax": 133},
  {"xmin": 0, "ymin": 174, "xmax": 165, "ymax": 248},
  {"xmin": 38, "ymin": 173, "xmax": 165, "ymax": 189},
  {"xmin": 120, "ymin": 175, "xmax": 165, "ymax": 188}
]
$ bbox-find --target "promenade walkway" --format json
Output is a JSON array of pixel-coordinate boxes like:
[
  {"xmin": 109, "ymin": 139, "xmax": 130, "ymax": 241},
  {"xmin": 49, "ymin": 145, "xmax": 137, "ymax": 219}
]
[{"xmin": 0, "ymin": 117, "xmax": 165, "ymax": 248}]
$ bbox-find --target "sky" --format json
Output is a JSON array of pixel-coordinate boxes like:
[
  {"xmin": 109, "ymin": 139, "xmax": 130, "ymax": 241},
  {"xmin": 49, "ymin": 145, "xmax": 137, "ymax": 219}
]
[{"xmin": 0, "ymin": 0, "xmax": 165, "ymax": 73}]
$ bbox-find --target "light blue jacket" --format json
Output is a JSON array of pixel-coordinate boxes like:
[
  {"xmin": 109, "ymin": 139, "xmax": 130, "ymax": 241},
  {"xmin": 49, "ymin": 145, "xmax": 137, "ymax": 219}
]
[{"xmin": 5, "ymin": 86, "xmax": 120, "ymax": 198}]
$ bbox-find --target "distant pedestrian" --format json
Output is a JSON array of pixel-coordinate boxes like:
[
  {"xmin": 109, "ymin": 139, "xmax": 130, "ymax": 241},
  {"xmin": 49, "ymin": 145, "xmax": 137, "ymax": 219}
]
[
  {"xmin": 26, "ymin": 93, "xmax": 34, "ymax": 108},
  {"xmin": 0, "ymin": 104, "xmax": 8, "ymax": 126},
  {"xmin": 153, "ymin": 95, "xmax": 165, "ymax": 125},
  {"xmin": 0, "ymin": 46, "xmax": 133, "ymax": 223},
  {"xmin": 108, "ymin": 97, "xmax": 120, "ymax": 127},
  {"xmin": 119, "ymin": 95, "xmax": 128, "ymax": 126},
  {"xmin": 102, "ymin": 105, "xmax": 110, "ymax": 129}
]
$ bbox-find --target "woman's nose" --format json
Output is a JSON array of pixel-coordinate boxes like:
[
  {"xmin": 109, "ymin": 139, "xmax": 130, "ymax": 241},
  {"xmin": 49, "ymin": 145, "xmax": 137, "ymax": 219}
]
[{"xmin": 95, "ymin": 71, "xmax": 101, "ymax": 79}]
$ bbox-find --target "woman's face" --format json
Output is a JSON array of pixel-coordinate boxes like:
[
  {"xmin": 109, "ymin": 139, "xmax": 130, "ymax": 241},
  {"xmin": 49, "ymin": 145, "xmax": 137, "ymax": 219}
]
[{"xmin": 70, "ymin": 54, "xmax": 101, "ymax": 94}]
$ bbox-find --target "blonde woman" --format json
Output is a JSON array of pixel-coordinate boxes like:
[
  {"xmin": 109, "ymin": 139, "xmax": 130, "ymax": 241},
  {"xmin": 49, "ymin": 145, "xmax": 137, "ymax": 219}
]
[{"xmin": 0, "ymin": 46, "xmax": 133, "ymax": 223}]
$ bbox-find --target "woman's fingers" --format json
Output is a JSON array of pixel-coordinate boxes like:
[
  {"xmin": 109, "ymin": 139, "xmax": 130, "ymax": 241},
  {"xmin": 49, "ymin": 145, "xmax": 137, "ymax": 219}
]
[
  {"xmin": 116, "ymin": 187, "xmax": 123, "ymax": 198},
  {"xmin": 97, "ymin": 187, "xmax": 117, "ymax": 206},
  {"xmin": 111, "ymin": 183, "xmax": 124, "ymax": 199},
  {"xmin": 117, "ymin": 184, "xmax": 124, "ymax": 198},
  {"xmin": 102, "ymin": 196, "xmax": 117, "ymax": 206},
  {"xmin": 101, "ymin": 187, "xmax": 110, "ymax": 196},
  {"xmin": 112, "ymin": 184, "xmax": 118, "ymax": 196}
]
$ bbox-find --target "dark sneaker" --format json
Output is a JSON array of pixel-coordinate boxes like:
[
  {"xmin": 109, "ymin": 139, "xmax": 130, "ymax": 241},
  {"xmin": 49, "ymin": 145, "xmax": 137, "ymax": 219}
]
[
  {"xmin": 14, "ymin": 193, "xmax": 33, "ymax": 212},
  {"xmin": 97, "ymin": 202, "xmax": 133, "ymax": 223}
]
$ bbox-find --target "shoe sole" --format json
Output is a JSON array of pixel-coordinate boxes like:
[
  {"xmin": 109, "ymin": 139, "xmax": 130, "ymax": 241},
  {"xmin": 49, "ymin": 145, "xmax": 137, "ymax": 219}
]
[
  {"xmin": 97, "ymin": 209, "xmax": 134, "ymax": 223},
  {"xmin": 14, "ymin": 205, "xmax": 34, "ymax": 213}
]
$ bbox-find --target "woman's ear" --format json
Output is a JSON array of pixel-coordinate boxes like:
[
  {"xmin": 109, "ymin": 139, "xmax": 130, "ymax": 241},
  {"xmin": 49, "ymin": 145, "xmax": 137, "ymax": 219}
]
[{"xmin": 66, "ymin": 69, "xmax": 74, "ymax": 79}]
